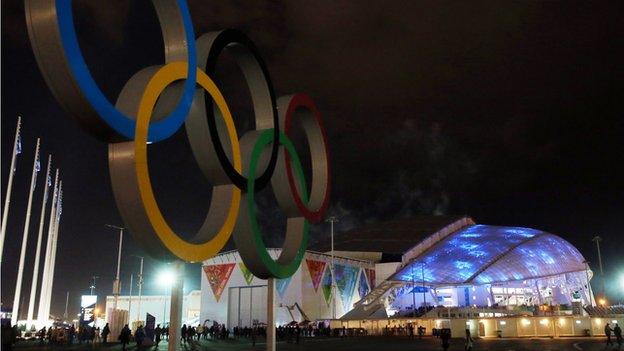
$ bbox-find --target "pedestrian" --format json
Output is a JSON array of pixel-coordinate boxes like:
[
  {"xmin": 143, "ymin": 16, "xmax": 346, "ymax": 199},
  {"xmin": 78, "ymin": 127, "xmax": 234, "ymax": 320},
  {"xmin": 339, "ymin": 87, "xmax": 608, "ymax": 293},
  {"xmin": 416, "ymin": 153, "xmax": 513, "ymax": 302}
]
[
  {"xmin": 155, "ymin": 324, "xmax": 162, "ymax": 347},
  {"xmin": 135, "ymin": 325, "xmax": 145, "ymax": 349},
  {"xmin": 181, "ymin": 324, "xmax": 187, "ymax": 343},
  {"xmin": 606, "ymin": 323, "xmax": 614, "ymax": 347},
  {"xmin": 465, "ymin": 329, "xmax": 474, "ymax": 351},
  {"xmin": 441, "ymin": 329, "xmax": 450, "ymax": 351},
  {"xmin": 120, "ymin": 324, "xmax": 131, "ymax": 351},
  {"xmin": 614, "ymin": 323, "xmax": 622, "ymax": 349},
  {"xmin": 102, "ymin": 323, "xmax": 110, "ymax": 344}
]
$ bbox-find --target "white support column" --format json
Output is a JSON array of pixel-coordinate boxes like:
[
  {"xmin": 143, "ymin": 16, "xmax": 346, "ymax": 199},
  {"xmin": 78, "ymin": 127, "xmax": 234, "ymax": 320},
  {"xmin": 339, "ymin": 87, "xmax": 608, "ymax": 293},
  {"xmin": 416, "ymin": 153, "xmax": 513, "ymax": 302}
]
[
  {"xmin": 27, "ymin": 155, "xmax": 52, "ymax": 323},
  {"xmin": 168, "ymin": 261, "xmax": 184, "ymax": 351},
  {"xmin": 37, "ymin": 169, "xmax": 59, "ymax": 323},
  {"xmin": 42, "ymin": 182, "xmax": 62, "ymax": 321},
  {"xmin": 266, "ymin": 278, "xmax": 276, "ymax": 351},
  {"xmin": 12, "ymin": 138, "xmax": 40, "ymax": 325}
]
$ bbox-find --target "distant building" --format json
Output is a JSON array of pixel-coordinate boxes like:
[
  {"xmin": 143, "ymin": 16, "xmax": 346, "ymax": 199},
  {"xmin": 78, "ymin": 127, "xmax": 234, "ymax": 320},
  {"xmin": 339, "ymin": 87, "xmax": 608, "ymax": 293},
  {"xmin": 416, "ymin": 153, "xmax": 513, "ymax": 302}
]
[
  {"xmin": 200, "ymin": 216, "xmax": 594, "ymax": 328},
  {"xmin": 104, "ymin": 290, "xmax": 201, "ymax": 326}
]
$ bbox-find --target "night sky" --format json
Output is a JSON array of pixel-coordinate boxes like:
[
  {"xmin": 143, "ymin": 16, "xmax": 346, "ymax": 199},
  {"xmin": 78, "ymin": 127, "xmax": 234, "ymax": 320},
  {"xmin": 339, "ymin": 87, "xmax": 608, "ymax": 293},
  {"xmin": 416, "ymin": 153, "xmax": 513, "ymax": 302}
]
[{"xmin": 2, "ymin": 1, "xmax": 623, "ymax": 318}]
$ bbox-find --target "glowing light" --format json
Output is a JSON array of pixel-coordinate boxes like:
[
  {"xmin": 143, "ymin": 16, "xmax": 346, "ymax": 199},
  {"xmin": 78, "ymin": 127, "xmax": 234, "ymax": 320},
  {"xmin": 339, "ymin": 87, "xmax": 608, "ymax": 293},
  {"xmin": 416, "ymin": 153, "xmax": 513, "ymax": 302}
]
[
  {"xmin": 500, "ymin": 321, "xmax": 507, "ymax": 325},
  {"xmin": 521, "ymin": 319, "xmax": 531, "ymax": 326},
  {"xmin": 157, "ymin": 269, "xmax": 176, "ymax": 287},
  {"xmin": 612, "ymin": 320, "xmax": 618, "ymax": 324},
  {"xmin": 599, "ymin": 298, "xmax": 607, "ymax": 306},
  {"xmin": 575, "ymin": 320, "xmax": 581, "ymax": 325},
  {"xmin": 466, "ymin": 321, "xmax": 471, "ymax": 325},
  {"xmin": 595, "ymin": 319, "xmax": 602, "ymax": 325},
  {"xmin": 558, "ymin": 318, "xmax": 565, "ymax": 325},
  {"xmin": 540, "ymin": 319, "xmax": 549, "ymax": 325}
]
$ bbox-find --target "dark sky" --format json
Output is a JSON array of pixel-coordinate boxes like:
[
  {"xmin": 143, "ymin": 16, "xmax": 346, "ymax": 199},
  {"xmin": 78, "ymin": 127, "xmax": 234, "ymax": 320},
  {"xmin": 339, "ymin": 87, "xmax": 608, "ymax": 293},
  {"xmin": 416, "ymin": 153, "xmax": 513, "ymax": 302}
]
[{"xmin": 2, "ymin": 1, "xmax": 623, "ymax": 318}]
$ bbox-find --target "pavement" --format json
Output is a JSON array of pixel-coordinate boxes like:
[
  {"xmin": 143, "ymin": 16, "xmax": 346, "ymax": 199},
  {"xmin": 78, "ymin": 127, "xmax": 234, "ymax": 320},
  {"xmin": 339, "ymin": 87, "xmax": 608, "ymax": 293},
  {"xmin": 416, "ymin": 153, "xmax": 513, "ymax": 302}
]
[{"xmin": 10, "ymin": 336, "xmax": 622, "ymax": 351}]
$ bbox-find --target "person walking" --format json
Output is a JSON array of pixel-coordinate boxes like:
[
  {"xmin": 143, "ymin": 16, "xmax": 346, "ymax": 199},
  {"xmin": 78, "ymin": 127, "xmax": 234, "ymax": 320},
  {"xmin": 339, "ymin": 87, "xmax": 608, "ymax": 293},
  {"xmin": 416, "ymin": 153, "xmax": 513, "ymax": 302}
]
[
  {"xmin": 441, "ymin": 329, "xmax": 450, "ymax": 351},
  {"xmin": 154, "ymin": 324, "xmax": 162, "ymax": 347},
  {"xmin": 606, "ymin": 323, "xmax": 614, "ymax": 347},
  {"xmin": 102, "ymin": 323, "xmax": 110, "ymax": 344},
  {"xmin": 120, "ymin": 324, "xmax": 131, "ymax": 351},
  {"xmin": 614, "ymin": 323, "xmax": 622, "ymax": 349},
  {"xmin": 465, "ymin": 329, "xmax": 474, "ymax": 351},
  {"xmin": 181, "ymin": 324, "xmax": 187, "ymax": 344},
  {"xmin": 135, "ymin": 325, "xmax": 145, "ymax": 349}
]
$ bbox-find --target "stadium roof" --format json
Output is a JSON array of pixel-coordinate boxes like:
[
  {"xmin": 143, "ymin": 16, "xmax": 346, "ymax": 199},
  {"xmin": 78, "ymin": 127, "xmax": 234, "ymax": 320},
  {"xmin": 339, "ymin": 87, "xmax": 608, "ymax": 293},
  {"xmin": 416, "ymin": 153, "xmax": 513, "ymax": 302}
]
[
  {"xmin": 391, "ymin": 224, "xmax": 587, "ymax": 286},
  {"xmin": 311, "ymin": 215, "xmax": 470, "ymax": 255}
]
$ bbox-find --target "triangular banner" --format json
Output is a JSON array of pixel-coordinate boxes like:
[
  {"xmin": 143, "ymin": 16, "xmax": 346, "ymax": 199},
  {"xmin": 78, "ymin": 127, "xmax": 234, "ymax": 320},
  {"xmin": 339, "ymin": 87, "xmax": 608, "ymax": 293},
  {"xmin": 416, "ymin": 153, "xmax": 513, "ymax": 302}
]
[
  {"xmin": 276, "ymin": 277, "xmax": 292, "ymax": 299},
  {"xmin": 366, "ymin": 268, "xmax": 376, "ymax": 289},
  {"xmin": 305, "ymin": 259, "xmax": 327, "ymax": 292},
  {"xmin": 239, "ymin": 262, "xmax": 254, "ymax": 285},
  {"xmin": 334, "ymin": 264, "xmax": 359, "ymax": 312},
  {"xmin": 358, "ymin": 269, "xmax": 370, "ymax": 299},
  {"xmin": 321, "ymin": 266, "xmax": 333, "ymax": 306},
  {"xmin": 203, "ymin": 263, "xmax": 235, "ymax": 302}
]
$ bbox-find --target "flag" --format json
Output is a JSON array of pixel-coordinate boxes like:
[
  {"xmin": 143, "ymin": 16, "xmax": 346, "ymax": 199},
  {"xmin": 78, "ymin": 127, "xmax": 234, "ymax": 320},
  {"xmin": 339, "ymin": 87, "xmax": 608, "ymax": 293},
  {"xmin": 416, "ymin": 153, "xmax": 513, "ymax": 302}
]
[
  {"xmin": 305, "ymin": 259, "xmax": 326, "ymax": 292},
  {"xmin": 238, "ymin": 263, "xmax": 254, "ymax": 285},
  {"xmin": 35, "ymin": 153, "xmax": 41, "ymax": 172},
  {"xmin": 56, "ymin": 191, "xmax": 63, "ymax": 218},
  {"xmin": 16, "ymin": 134, "xmax": 22, "ymax": 155},
  {"xmin": 276, "ymin": 277, "xmax": 292, "ymax": 299},
  {"xmin": 334, "ymin": 264, "xmax": 359, "ymax": 312},
  {"xmin": 203, "ymin": 264, "xmax": 235, "ymax": 302}
]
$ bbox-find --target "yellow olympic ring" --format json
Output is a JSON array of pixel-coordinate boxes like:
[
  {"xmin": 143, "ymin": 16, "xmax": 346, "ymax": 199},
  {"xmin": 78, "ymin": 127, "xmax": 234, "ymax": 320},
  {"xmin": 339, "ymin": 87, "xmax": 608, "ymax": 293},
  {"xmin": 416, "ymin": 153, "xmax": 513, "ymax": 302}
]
[{"xmin": 134, "ymin": 62, "xmax": 242, "ymax": 262}]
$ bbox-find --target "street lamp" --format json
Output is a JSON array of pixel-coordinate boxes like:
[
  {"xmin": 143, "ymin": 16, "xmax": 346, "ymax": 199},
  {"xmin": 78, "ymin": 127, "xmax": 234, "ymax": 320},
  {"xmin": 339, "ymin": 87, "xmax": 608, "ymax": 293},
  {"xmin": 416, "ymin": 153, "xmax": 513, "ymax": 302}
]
[
  {"xmin": 105, "ymin": 224, "xmax": 125, "ymax": 311},
  {"xmin": 132, "ymin": 255, "xmax": 144, "ymax": 325},
  {"xmin": 158, "ymin": 268, "xmax": 175, "ymax": 325}
]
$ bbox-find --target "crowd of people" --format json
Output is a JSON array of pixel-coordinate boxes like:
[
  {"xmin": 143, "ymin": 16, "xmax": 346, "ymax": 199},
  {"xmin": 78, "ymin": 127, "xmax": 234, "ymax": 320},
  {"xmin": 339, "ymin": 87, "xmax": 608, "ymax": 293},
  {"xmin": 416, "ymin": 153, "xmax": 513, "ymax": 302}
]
[{"xmin": 604, "ymin": 322, "xmax": 623, "ymax": 349}]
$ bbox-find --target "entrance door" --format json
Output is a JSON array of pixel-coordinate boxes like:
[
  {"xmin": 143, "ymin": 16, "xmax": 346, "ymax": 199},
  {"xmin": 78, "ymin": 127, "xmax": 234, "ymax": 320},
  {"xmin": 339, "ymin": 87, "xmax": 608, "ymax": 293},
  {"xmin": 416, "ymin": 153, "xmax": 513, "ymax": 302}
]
[
  {"xmin": 227, "ymin": 285, "xmax": 267, "ymax": 330},
  {"xmin": 478, "ymin": 322, "xmax": 485, "ymax": 337}
]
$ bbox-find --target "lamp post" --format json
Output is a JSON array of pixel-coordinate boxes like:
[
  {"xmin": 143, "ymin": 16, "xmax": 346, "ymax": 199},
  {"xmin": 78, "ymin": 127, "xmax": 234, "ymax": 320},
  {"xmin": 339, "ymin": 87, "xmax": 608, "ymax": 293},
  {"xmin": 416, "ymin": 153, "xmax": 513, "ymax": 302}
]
[
  {"xmin": 133, "ymin": 255, "xmax": 144, "ymax": 324},
  {"xmin": 591, "ymin": 236, "xmax": 606, "ymax": 302},
  {"xmin": 105, "ymin": 224, "xmax": 124, "ymax": 311},
  {"xmin": 157, "ymin": 268, "xmax": 176, "ymax": 326}
]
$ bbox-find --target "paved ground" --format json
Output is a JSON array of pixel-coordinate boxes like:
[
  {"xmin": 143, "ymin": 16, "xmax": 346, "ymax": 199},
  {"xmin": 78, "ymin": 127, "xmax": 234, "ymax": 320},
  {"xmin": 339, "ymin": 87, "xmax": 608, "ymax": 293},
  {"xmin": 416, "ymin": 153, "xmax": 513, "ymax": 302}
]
[{"xmin": 10, "ymin": 336, "xmax": 620, "ymax": 351}]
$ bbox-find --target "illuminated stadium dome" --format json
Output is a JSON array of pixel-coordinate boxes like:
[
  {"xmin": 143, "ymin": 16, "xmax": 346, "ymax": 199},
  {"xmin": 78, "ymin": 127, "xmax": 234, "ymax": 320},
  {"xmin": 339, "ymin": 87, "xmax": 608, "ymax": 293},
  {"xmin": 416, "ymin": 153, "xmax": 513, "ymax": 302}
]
[
  {"xmin": 199, "ymin": 216, "xmax": 595, "ymax": 327},
  {"xmin": 324, "ymin": 217, "xmax": 594, "ymax": 319}
]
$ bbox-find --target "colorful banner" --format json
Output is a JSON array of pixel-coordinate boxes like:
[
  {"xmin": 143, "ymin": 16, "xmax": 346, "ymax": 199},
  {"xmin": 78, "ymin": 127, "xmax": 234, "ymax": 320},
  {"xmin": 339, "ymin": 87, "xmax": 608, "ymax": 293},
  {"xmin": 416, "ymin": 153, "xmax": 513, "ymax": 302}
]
[
  {"xmin": 305, "ymin": 259, "xmax": 326, "ymax": 292},
  {"xmin": 366, "ymin": 268, "xmax": 376, "ymax": 289},
  {"xmin": 239, "ymin": 262, "xmax": 254, "ymax": 285},
  {"xmin": 203, "ymin": 263, "xmax": 235, "ymax": 302},
  {"xmin": 321, "ymin": 266, "xmax": 333, "ymax": 306},
  {"xmin": 334, "ymin": 264, "xmax": 359, "ymax": 312},
  {"xmin": 358, "ymin": 269, "xmax": 370, "ymax": 299},
  {"xmin": 276, "ymin": 277, "xmax": 292, "ymax": 299}
]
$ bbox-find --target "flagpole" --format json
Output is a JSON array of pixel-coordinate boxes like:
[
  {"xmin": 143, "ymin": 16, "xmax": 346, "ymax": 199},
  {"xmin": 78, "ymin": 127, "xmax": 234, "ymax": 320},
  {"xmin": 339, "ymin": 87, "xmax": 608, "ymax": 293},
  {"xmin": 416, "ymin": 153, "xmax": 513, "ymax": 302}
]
[
  {"xmin": 37, "ymin": 170, "xmax": 59, "ymax": 323},
  {"xmin": 42, "ymin": 182, "xmax": 62, "ymax": 321},
  {"xmin": 27, "ymin": 155, "xmax": 52, "ymax": 323},
  {"xmin": 11, "ymin": 138, "xmax": 41, "ymax": 325},
  {"xmin": 0, "ymin": 116, "xmax": 22, "ymax": 263}
]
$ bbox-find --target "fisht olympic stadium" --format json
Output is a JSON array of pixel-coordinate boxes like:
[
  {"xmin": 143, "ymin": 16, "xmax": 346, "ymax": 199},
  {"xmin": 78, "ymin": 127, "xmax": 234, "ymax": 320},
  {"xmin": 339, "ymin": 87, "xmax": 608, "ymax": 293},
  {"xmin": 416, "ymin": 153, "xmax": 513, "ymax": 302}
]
[{"xmin": 199, "ymin": 216, "xmax": 595, "ymax": 329}]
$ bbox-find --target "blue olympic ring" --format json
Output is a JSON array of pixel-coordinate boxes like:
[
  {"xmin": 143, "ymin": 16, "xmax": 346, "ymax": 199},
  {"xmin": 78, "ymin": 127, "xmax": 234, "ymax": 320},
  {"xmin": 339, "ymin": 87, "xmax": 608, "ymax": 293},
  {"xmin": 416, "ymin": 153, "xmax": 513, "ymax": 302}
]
[{"xmin": 55, "ymin": 0, "xmax": 197, "ymax": 142}]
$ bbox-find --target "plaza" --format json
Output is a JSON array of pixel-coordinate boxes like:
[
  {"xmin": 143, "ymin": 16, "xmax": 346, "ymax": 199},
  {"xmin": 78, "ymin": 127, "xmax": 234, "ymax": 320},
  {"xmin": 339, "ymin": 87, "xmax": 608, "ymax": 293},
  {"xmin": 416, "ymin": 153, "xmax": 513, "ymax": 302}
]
[{"xmin": 8, "ymin": 335, "xmax": 617, "ymax": 351}]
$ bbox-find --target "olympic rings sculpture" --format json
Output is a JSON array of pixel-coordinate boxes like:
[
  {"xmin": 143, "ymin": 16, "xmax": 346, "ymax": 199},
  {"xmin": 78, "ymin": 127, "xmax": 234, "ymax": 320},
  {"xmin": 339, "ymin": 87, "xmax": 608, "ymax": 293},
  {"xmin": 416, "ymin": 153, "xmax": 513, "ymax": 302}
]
[{"xmin": 26, "ymin": 0, "xmax": 331, "ymax": 279}]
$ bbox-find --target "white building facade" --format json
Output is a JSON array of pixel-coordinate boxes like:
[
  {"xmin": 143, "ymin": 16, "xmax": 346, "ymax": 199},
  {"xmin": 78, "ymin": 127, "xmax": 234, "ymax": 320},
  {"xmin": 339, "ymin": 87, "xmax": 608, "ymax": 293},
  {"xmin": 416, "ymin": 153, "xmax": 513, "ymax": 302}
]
[{"xmin": 200, "ymin": 249, "xmax": 375, "ymax": 329}]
